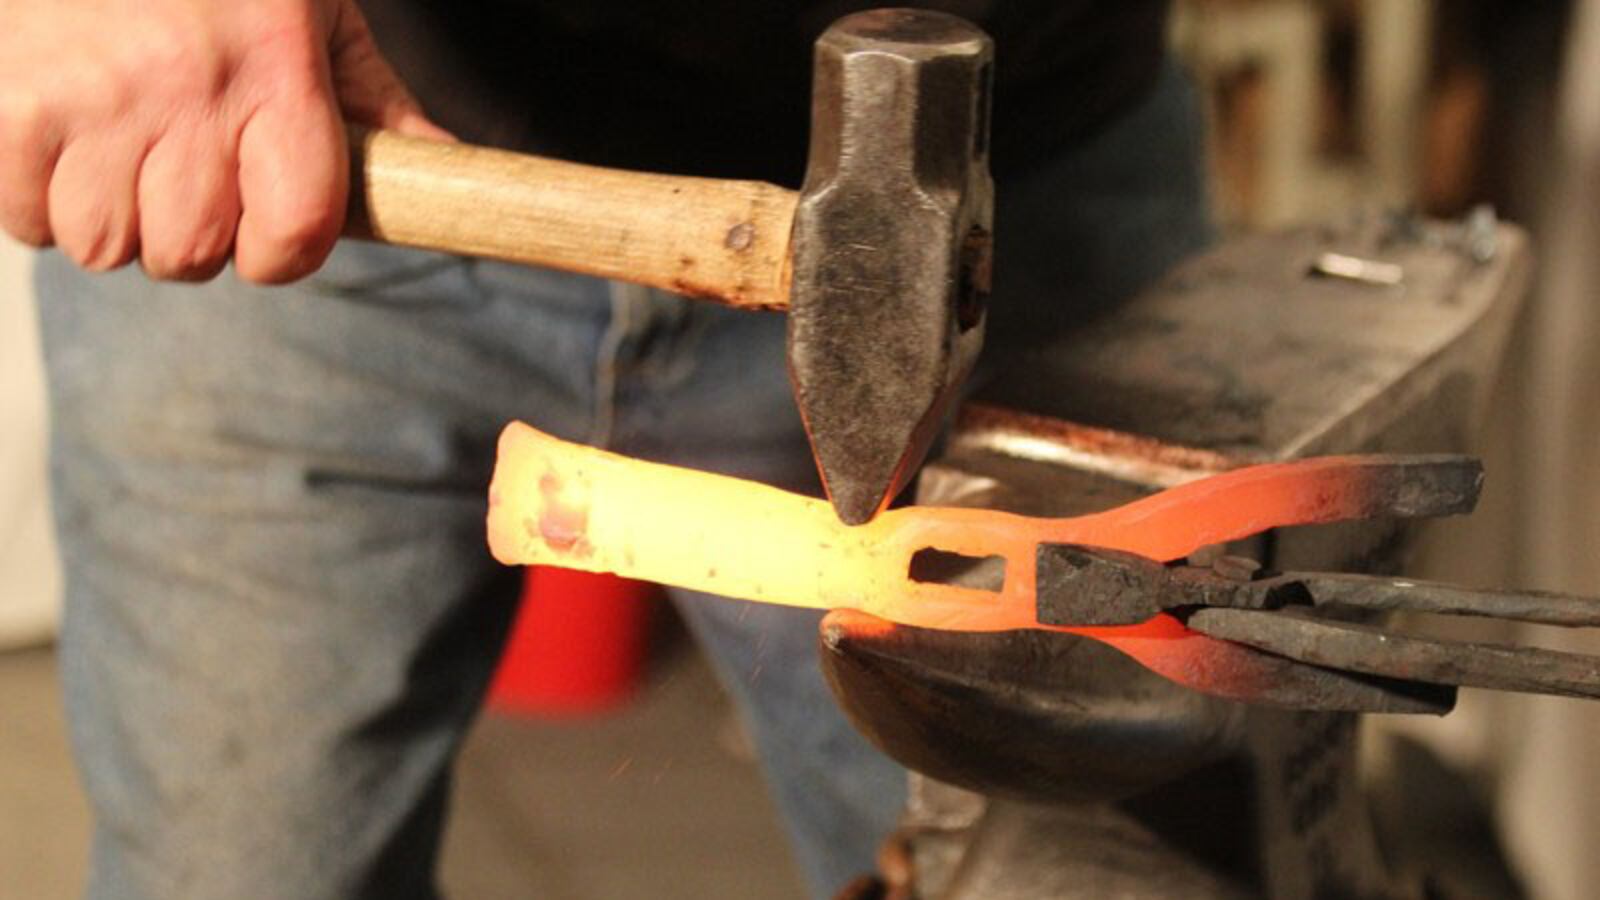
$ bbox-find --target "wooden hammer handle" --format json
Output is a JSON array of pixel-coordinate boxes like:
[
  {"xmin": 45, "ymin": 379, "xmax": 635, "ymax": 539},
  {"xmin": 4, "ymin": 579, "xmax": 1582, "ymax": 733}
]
[{"xmin": 345, "ymin": 129, "xmax": 797, "ymax": 309}]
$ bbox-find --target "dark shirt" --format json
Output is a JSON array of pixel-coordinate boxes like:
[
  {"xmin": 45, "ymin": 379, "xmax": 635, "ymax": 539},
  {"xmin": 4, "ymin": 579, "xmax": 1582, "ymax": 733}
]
[{"xmin": 361, "ymin": 2, "xmax": 1169, "ymax": 185}]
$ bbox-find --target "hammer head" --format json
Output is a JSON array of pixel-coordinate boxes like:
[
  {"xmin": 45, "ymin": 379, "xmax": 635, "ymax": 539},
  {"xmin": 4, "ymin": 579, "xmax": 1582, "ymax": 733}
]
[{"xmin": 789, "ymin": 9, "xmax": 994, "ymax": 526}]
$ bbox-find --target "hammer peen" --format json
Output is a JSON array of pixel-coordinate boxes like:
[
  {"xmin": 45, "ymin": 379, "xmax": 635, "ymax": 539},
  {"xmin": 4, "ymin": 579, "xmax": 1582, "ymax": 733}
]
[{"xmin": 345, "ymin": 9, "xmax": 995, "ymax": 526}]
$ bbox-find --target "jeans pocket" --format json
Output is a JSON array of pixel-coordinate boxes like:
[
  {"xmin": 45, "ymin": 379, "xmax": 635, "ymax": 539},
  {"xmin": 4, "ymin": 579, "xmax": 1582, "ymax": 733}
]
[{"xmin": 305, "ymin": 241, "xmax": 483, "ymax": 309}]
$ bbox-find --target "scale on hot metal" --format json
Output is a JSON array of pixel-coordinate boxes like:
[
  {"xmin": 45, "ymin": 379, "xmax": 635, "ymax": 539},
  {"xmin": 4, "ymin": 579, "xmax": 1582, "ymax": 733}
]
[{"xmin": 819, "ymin": 211, "xmax": 1539, "ymax": 899}]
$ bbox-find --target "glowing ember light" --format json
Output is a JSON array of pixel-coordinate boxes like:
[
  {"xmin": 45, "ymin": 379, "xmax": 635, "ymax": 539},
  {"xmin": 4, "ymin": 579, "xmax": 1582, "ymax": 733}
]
[{"xmin": 487, "ymin": 421, "xmax": 1409, "ymax": 636}]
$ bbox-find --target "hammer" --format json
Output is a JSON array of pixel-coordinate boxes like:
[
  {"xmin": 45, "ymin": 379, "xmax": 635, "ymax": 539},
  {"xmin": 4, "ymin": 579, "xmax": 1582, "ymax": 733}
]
[{"xmin": 347, "ymin": 9, "xmax": 994, "ymax": 525}]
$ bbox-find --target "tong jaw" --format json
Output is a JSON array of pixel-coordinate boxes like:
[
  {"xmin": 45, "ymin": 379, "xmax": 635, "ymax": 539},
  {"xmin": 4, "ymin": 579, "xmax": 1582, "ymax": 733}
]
[{"xmin": 1036, "ymin": 529, "xmax": 1600, "ymax": 706}]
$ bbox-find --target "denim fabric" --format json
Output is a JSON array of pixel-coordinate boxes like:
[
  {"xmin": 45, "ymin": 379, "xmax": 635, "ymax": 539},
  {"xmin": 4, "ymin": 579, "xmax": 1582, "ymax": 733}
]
[{"xmin": 37, "ymin": 62, "xmax": 1210, "ymax": 900}]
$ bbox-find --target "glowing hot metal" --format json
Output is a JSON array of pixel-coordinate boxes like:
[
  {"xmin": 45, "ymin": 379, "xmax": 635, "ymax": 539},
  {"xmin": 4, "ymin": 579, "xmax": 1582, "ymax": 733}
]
[{"xmin": 487, "ymin": 421, "xmax": 1474, "ymax": 639}]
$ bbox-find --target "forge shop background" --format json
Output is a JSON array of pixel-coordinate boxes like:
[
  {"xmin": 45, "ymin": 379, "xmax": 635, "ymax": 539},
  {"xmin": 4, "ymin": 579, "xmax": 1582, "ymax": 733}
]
[{"xmin": 1419, "ymin": 3, "xmax": 1600, "ymax": 899}]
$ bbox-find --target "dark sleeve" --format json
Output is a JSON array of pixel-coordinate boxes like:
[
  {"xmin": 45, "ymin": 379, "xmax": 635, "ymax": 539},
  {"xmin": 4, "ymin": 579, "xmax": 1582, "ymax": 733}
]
[{"xmin": 358, "ymin": 1, "xmax": 1170, "ymax": 184}]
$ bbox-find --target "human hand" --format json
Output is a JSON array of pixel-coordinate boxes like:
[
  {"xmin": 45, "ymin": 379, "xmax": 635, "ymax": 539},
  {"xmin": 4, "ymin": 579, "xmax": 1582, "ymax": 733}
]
[{"xmin": 0, "ymin": 0, "xmax": 449, "ymax": 283}]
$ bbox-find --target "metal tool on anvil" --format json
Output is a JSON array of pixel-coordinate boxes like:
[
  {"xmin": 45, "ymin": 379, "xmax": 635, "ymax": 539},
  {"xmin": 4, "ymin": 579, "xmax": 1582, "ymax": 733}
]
[
  {"xmin": 488, "ymin": 411, "xmax": 1600, "ymax": 710},
  {"xmin": 342, "ymin": 9, "xmax": 994, "ymax": 526},
  {"xmin": 490, "ymin": 414, "xmax": 1591, "ymax": 713},
  {"xmin": 1036, "ymin": 539, "xmax": 1600, "ymax": 702}
]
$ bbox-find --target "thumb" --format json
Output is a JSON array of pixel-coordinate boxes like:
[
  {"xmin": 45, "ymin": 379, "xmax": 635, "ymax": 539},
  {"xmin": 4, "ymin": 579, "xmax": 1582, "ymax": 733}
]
[{"xmin": 326, "ymin": 1, "xmax": 455, "ymax": 141}]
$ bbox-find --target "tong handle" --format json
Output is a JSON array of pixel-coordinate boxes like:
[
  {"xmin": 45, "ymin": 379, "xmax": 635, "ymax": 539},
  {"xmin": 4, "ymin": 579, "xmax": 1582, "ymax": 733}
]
[
  {"xmin": 1185, "ymin": 607, "xmax": 1600, "ymax": 701},
  {"xmin": 1266, "ymin": 572, "xmax": 1600, "ymax": 628}
]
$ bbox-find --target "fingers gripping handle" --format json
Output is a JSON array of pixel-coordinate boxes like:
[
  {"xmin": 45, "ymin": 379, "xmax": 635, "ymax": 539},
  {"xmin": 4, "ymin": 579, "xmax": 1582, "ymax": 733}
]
[{"xmin": 343, "ymin": 128, "xmax": 798, "ymax": 309}]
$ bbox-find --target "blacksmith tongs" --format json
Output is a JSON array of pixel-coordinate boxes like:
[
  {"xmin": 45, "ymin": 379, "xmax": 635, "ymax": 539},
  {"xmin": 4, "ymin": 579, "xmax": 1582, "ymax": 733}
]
[{"xmin": 1035, "ymin": 540, "xmax": 1600, "ymax": 702}]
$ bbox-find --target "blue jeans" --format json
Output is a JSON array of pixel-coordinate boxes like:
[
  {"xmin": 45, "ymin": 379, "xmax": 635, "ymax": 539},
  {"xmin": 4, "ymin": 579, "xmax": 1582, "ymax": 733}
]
[{"xmin": 37, "ymin": 64, "xmax": 1209, "ymax": 900}]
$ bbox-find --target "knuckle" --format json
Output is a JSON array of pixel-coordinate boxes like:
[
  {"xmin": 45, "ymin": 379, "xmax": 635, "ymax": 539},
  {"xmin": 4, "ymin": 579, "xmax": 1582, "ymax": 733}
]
[
  {"xmin": 139, "ymin": 23, "xmax": 195, "ymax": 71},
  {"xmin": 145, "ymin": 253, "xmax": 224, "ymax": 282},
  {"xmin": 89, "ymin": 212, "xmax": 138, "ymax": 269},
  {"xmin": 234, "ymin": 254, "xmax": 293, "ymax": 286},
  {"xmin": 146, "ymin": 40, "xmax": 224, "ymax": 101},
  {"xmin": 0, "ymin": 87, "xmax": 54, "ymax": 154},
  {"xmin": 237, "ymin": 222, "xmax": 334, "ymax": 285},
  {"xmin": 138, "ymin": 252, "xmax": 178, "ymax": 280},
  {"xmin": 105, "ymin": 26, "xmax": 228, "ymax": 113},
  {"xmin": 263, "ymin": 198, "xmax": 341, "ymax": 256},
  {"xmin": 69, "ymin": 62, "xmax": 133, "ymax": 122},
  {"xmin": 0, "ymin": 216, "xmax": 51, "ymax": 249},
  {"xmin": 144, "ymin": 229, "xmax": 232, "ymax": 282},
  {"xmin": 181, "ymin": 256, "xmax": 229, "ymax": 282},
  {"xmin": 0, "ymin": 202, "xmax": 53, "ymax": 247},
  {"xmin": 87, "ymin": 236, "xmax": 138, "ymax": 271},
  {"xmin": 244, "ymin": 11, "xmax": 324, "ymax": 89},
  {"xmin": 68, "ymin": 225, "xmax": 136, "ymax": 272}
]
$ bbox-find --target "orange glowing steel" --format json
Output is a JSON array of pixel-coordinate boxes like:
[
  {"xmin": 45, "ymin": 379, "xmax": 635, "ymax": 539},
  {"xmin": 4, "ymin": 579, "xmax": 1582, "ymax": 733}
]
[{"xmin": 487, "ymin": 421, "xmax": 1402, "ymax": 639}]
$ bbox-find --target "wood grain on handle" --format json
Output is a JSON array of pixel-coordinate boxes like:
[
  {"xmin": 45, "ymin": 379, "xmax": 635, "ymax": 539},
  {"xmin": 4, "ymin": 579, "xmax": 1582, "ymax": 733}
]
[{"xmin": 346, "ymin": 129, "xmax": 797, "ymax": 309}]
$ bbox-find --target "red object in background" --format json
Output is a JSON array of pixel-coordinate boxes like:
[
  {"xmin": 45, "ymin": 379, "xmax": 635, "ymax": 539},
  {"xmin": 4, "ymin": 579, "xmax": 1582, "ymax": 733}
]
[{"xmin": 487, "ymin": 566, "xmax": 659, "ymax": 716}]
